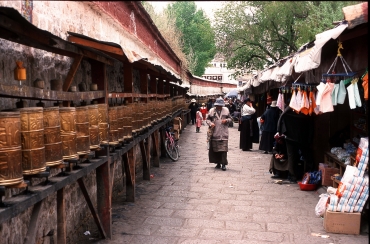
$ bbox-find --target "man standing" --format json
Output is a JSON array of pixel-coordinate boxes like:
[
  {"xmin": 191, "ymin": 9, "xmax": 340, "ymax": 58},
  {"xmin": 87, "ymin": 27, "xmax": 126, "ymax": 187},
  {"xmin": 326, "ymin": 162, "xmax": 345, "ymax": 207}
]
[
  {"xmin": 206, "ymin": 97, "xmax": 232, "ymax": 171},
  {"xmin": 188, "ymin": 98, "xmax": 198, "ymax": 125}
]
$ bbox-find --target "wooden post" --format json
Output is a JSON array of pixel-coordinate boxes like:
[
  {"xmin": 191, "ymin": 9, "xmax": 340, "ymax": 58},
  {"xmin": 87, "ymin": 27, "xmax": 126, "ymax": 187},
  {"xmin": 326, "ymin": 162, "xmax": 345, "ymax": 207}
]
[
  {"xmin": 140, "ymin": 69, "xmax": 148, "ymax": 103},
  {"xmin": 24, "ymin": 200, "xmax": 43, "ymax": 244},
  {"xmin": 57, "ymin": 188, "xmax": 66, "ymax": 244},
  {"xmin": 96, "ymin": 160, "xmax": 112, "ymax": 238},
  {"xmin": 124, "ymin": 62, "xmax": 134, "ymax": 103},
  {"xmin": 160, "ymin": 127, "xmax": 166, "ymax": 157},
  {"xmin": 77, "ymin": 178, "xmax": 106, "ymax": 238},
  {"xmin": 140, "ymin": 140, "xmax": 150, "ymax": 180},
  {"xmin": 151, "ymin": 130, "xmax": 160, "ymax": 167},
  {"xmin": 91, "ymin": 60, "xmax": 107, "ymax": 104},
  {"xmin": 123, "ymin": 147, "xmax": 136, "ymax": 202}
]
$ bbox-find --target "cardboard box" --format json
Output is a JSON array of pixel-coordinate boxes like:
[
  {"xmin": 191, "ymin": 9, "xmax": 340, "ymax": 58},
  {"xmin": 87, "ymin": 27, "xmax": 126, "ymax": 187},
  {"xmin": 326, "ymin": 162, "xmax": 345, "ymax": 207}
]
[
  {"xmin": 319, "ymin": 163, "xmax": 340, "ymax": 186},
  {"xmin": 323, "ymin": 209, "xmax": 361, "ymax": 235}
]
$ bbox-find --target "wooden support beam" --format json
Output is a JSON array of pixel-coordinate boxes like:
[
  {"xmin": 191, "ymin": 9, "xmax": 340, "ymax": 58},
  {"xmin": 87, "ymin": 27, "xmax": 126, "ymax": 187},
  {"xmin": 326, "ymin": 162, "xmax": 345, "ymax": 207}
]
[
  {"xmin": 96, "ymin": 161, "xmax": 112, "ymax": 239},
  {"xmin": 68, "ymin": 35, "xmax": 124, "ymax": 56},
  {"xmin": 124, "ymin": 62, "xmax": 134, "ymax": 103},
  {"xmin": 24, "ymin": 200, "xmax": 43, "ymax": 244},
  {"xmin": 140, "ymin": 69, "xmax": 149, "ymax": 103},
  {"xmin": 63, "ymin": 55, "xmax": 83, "ymax": 92},
  {"xmin": 123, "ymin": 147, "xmax": 136, "ymax": 202},
  {"xmin": 140, "ymin": 140, "xmax": 150, "ymax": 180},
  {"xmin": 57, "ymin": 188, "xmax": 66, "ymax": 244},
  {"xmin": 91, "ymin": 60, "xmax": 108, "ymax": 104},
  {"xmin": 160, "ymin": 127, "xmax": 167, "ymax": 157},
  {"xmin": 151, "ymin": 130, "xmax": 160, "ymax": 167},
  {"xmin": 110, "ymin": 160, "xmax": 117, "ymax": 196},
  {"xmin": 77, "ymin": 178, "xmax": 107, "ymax": 239},
  {"xmin": 157, "ymin": 78, "xmax": 164, "ymax": 95}
]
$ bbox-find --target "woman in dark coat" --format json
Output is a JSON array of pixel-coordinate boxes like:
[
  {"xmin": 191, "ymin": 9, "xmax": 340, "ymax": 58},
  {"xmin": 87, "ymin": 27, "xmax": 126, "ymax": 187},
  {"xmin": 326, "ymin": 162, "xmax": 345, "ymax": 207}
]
[
  {"xmin": 239, "ymin": 99, "xmax": 260, "ymax": 151},
  {"xmin": 259, "ymin": 101, "xmax": 280, "ymax": 153}
]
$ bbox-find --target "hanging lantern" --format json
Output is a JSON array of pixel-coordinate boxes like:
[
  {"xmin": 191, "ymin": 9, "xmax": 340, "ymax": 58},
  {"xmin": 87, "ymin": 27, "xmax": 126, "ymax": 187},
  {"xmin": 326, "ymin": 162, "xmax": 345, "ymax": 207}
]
[{"xmin": 14, "ymin": 61, "xmax": 27, "ymax": 80}]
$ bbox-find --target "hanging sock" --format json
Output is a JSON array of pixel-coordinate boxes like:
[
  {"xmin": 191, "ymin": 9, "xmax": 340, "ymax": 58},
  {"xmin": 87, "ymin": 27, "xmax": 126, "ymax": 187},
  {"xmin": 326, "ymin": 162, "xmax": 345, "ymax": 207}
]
[{"xmin": 337, "ymin": 79, "xmax": 348, "ymax": 104}]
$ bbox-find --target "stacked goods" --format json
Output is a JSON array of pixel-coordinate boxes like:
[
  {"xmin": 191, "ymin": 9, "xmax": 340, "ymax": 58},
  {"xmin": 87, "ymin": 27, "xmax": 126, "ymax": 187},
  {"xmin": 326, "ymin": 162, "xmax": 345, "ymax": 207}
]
[{"xmin": 323, "ymin": 137, "xmax": 368, "ymax": 234}]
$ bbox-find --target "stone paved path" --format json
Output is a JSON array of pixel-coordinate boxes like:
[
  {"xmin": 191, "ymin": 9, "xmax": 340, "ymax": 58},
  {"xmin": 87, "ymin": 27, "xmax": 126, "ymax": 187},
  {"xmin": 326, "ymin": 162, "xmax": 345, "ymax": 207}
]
[{"xmin": 92, "ymin": 123, "xmax": 368, "ymax": 244}]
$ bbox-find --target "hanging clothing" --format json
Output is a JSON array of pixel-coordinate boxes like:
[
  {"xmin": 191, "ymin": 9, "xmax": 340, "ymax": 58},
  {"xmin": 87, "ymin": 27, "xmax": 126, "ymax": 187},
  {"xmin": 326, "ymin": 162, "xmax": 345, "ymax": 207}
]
[
  {"xmin": 277, "ymin": 92, "xmax": 285, "ymax": 111},
  {"xmin": 331, "ymin": 83, "xmax": 339, "ymax": 106},
  {"xmin": 347, "ymin": 79, "xmax": 362, "ymax": 109},
  {"xmin": 353, "ymin": 80, "xmax": 362, "ymax": 107},
  {"xmin": 289, "ymin": 90, "xmax": 301, "ymax": 111},
  {"xmin": 319, "ymin": 82, "xmax": 335, "ymax": 113},
  {"xmin": 300, "ymin": 90, "xmax": 310, "ymax": 115},
  {"xmin": 337, "ymin": 79, "xmax": 348, "ymax": 104},
  {"xmin": 308, "ymin": 91, "xmax": 317, "ymax": 116},
  {"xmin": 362, "ymin": 71, "xmax": 368, "ymax": 100}
]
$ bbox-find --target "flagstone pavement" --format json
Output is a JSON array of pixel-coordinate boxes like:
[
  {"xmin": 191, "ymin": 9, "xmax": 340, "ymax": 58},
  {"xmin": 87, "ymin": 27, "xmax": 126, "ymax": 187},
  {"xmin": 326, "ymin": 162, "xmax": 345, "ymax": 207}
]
[{"xmin": 87, "ymin": 122, "xmax": 368, "ymax": 244}]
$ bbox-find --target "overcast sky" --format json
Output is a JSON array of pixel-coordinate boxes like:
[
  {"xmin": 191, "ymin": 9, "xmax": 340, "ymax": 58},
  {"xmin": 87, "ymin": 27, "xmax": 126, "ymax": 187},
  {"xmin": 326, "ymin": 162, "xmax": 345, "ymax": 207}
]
[{"xmin": 148, "ymin": 1, "xmax": 226, "ymax": 22}]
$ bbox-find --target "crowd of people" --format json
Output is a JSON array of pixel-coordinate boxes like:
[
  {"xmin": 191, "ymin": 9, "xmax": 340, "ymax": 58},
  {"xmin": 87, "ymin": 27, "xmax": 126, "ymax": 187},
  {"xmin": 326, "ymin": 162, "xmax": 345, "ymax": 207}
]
[{"xmin": 187, "ymin": 95, "xmax": 302, "ymax": 183}]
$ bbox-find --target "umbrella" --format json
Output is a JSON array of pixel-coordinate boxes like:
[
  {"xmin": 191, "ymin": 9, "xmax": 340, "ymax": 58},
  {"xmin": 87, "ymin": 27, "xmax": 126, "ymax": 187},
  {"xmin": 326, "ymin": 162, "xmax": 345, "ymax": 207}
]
[{"xmin": 224, "ymin": 89, "xmax": 238, "ymax": 98}]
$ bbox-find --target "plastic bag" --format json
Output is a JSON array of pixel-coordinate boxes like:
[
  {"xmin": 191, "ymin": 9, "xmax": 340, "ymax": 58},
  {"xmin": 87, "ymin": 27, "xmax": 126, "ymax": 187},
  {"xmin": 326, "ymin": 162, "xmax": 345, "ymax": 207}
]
[{"xmin": 315, "ymin": 193, "xmax": 329, "ymax": 217}]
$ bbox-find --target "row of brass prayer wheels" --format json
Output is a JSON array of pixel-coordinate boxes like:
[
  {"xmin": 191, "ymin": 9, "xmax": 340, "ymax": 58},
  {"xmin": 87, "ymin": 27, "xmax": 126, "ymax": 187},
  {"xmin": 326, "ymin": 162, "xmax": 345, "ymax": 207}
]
[{"xmin": 0, "ymin": 99, "xmax": 185, "ymax": 186}]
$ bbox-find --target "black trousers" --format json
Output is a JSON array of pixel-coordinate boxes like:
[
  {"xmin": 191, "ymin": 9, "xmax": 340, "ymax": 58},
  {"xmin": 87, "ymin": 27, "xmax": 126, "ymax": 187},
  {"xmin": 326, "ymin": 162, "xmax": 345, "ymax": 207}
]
[
  {"xmin": 285, "ymin": 139, "xmax": 313, "ymax": 180},
  {"xmin": 190, "ymin": 112, "xmax": 196, "ymax": 124}
]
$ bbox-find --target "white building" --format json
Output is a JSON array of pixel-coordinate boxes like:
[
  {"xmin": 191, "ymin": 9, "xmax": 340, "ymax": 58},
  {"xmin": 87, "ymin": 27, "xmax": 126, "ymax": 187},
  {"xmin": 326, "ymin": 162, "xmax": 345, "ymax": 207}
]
[{"xmin": 202, "ymin": 54, "xmax": 241, "ymax": 87}]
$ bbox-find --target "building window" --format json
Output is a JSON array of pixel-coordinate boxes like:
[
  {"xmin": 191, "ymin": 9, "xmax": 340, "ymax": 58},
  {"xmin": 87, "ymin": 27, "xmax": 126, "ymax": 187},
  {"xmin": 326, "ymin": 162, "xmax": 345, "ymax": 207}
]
[{"xmin": 218, "ymin": 76, "xmax": 222, "ymax": 80}]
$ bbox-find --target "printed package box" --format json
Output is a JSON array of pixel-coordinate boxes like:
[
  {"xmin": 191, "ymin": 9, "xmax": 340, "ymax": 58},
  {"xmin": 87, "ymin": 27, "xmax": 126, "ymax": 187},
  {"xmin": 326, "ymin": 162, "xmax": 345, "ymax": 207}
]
[{"xmin": 324, "ymin": 209, "xmax": 361, "ymax": 235}]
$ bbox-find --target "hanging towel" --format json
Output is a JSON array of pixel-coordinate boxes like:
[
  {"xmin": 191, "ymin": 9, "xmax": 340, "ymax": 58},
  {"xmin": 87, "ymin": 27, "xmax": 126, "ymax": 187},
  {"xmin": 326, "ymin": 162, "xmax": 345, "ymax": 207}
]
[
  {"xmin": 289, "ymin": 90, "xmax": 299, "ymax": 111},
  {"xmin": 347, "ymin": 83, "xmax": 356, "ymax": 109},
  {"xmin": 337, "ymin": 79, "xmax": 349, "ymax": 104},
  {"xmin": 319, "ymin": 82, "xmax": 335, "ymax": 113},
  {"xmin": 315, "ymin": 82, "xmax": 326, "ymax": 106},
  {"xmin": 331, "ymin": 83, "xmax": 339, "ymax": 106},
  {"xmin": 353, "ymin": 80, "xmax": 362, "ymax": 107}
]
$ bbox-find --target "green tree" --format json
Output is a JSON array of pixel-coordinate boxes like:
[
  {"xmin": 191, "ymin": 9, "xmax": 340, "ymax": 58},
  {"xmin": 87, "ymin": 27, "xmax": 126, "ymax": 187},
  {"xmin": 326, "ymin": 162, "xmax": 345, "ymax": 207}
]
[
  {"xmin": 167, "ymin": 2, "xmax": 216, "ymax": 76},
  {"xmin": 213, "ymin": 1, "xmax": 361, "ymax": 78}
]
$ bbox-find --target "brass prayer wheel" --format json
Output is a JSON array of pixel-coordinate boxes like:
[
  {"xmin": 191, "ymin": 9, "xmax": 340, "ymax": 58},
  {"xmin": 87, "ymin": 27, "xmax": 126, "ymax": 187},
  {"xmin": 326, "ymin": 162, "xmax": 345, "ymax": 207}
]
[
  {"xmin": 59, "ymin": 107, "xmax": 78, "ymax": 160},
  {"xmin": 108, "ymin": 106, "xmax": 119, "ymax": 145},
  {"xmin": 75, "ymin": 106, "xmax": 90, "ymax": 155},
  {"xmin": 97, "ymin": 103, "xmax": 109, "ymax": 144},
  {"xmin": 87, "ymin": 105, "xmax": 100, "ymax": 150},
  {"xmin": 43, "ymin": 107, "xmax": 63, "ymax": 166},
  {"xmin": 19, "ymin": 107, "xmax": 46, "ymax": 175},
  {"xmin": 117, "ymin": 105, "xmax": 124, "ymax": 142},
  {"xmin": 0, "ymin": 111, "xmax": 23, "ymax": 186},
  {"xmin": 122, "ymin": 105, "xmax": 132, "ymax": 141}
]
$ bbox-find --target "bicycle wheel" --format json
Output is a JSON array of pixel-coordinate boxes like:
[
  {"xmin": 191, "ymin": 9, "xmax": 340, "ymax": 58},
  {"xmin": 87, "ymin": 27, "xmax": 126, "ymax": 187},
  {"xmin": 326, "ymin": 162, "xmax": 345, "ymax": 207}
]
[{"xmin": 165, "ymin": 139, "xmax": 179, "ymax": 161}]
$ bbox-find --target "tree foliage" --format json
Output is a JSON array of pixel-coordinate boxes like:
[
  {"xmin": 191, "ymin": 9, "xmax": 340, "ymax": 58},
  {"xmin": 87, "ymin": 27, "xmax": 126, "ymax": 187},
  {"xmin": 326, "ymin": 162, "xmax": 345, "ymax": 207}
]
[
  {"xmin": 213, "ymin": 1, "xmax": 362, "ymax": 78},
  {"xmin": 167, "ymin": 2, "xmax": 216, "ymax": 76},
  {"xmin": 141, "ymin": 2, "xmax": 189, "ymax": 73}
]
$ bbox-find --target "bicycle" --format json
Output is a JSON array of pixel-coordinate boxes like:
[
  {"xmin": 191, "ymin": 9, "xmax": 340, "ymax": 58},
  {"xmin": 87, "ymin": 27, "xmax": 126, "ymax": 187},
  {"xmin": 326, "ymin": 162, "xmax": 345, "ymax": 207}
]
[{"xmin": 164, "ymin": 126, "xmax": 179, "ymax": 161}]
